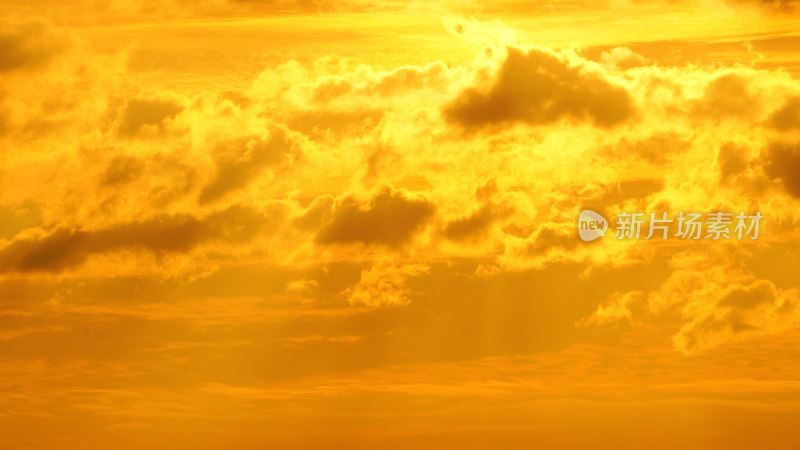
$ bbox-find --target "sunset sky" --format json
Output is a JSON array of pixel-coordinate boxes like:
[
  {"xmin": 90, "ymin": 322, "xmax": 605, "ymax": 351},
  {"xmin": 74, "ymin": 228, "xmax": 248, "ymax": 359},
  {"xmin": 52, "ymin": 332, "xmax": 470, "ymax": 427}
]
[{"xmin": 2, "ymin": 1, "xmax": 800, "ymax": 448}]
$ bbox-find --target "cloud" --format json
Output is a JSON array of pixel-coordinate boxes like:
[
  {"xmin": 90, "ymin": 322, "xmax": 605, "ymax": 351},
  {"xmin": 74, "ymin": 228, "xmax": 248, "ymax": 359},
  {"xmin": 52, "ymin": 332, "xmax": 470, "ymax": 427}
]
[
  {"xmin": 443, "ymin": 180, "xmax": 510, "ymax": 241},
  {"xmin": 113, "ymin": 95, "xmax": 184, "ymax": 137},
  {"xmin": 307, "ymin": 61, "xmax": 453, "ymax": 109},
  {"xmin": 0, "ymin": 23, "xmax": 64, "ymax": 73},
  {"xmin": 600, "ymin": 47, "xmax": 649, "ymax": 70},
  {"xmin": 286, "ymin": 279, "xmax": 318, "ymax": 293},
  {"xmin": 342, "ymin": 261, "xmax": 429, "ymax": 307},
  {"xmin": 3, "ymin": 11, "xmax": 800, "ymax": 448},
  {"xmin": 317, "ymin": 187, "xmax": 435, "ymax": 247},
  {"xmin": 577, "ymin": 290, "xmax": 645, "ymax": 327},
  {"xmin": 768, "ymin": 96, "xmax": 800, "ymax": 130},
  {"xmin": 0, "ymin": 205, "xmax": 274, "ymax": 274},
  {"xmin": 716, "ymin": 142, "xmax": 750, "ymax": 180},
  {"xmin": 764, "ymin": 140, "xmax": 800, "ymax": 199},
  {"xmin": 690, "ymin": 73, "xmax": 759, "ymax": 120},
  {"xmin": 600, "ymin": 133, "xmax": 689, "ymax": 165},
  {"xmin": 444, "ymin": 46, "xmax": 636, "ymax": 129},
  {"xmin": 444, "ymin": 204, "xmax": 503, "ymax": 241},
  {"xmin": 674, "ymin": 280, "xmax": 800, "ymax": 354},
  {"xmin": 0, "ymin": 202, "xmax": 42, "ymax": 240},
  {"xmin": 100, "ymin": 155, "xmax": 147, "ymax": 187},
  {"xmin": 590, "ymin": 251, "xmax": 800, "ymax": 354},
  {"xmin": 0, "ymin": 14, "xmax": 799, "ymax": 366},
  {"xmin": 0, "ymin": 20, "xmax": 125, "ymax": 141},
  {"xmin": 496, "ymin": 222, "xmax": 589, "ymax": 271},
  {"xmin": 199, "ymin": 127, "xmax": 299, "ymax": 204},
  {"xmin": 522, "ymin": 223, "xmax": 580, "ymax": 257}
]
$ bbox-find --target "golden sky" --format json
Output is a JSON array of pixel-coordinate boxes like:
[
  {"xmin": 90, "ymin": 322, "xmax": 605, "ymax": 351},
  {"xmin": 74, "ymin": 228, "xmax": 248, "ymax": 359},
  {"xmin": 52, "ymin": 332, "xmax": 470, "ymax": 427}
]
[{"xmin": 2, "ymin": 0, "xmax": 800, "ymax": 448}]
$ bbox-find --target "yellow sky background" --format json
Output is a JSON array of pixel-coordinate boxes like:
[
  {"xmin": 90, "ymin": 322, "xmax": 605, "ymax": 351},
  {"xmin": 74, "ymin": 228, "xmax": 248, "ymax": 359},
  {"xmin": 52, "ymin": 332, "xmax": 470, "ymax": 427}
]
[{"xmin": 2, "ymin": 0, "xmax": 800, "ymax": 448}]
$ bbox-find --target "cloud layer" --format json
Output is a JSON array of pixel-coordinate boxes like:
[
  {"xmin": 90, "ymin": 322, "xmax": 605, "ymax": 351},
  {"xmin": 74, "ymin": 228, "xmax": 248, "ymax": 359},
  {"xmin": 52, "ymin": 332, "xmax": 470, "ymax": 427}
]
[{"xmin": 1, "ymin": 3, "xmax": 800, "ymax": 448}]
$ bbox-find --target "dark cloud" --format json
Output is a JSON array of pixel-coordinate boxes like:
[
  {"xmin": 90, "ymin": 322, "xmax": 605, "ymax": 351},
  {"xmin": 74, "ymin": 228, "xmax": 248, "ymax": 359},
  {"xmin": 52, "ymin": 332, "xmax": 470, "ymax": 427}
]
[
  {"xmin": 100, "ymin": 155, "xmax": 146, "ymax": 187},
  {"xmin": 444, "ymin": 205, "xmax": 496, "ymax": 241},
  {"xmin": 691, "ymin": 74, "xmax": 757, "ymax": 120},
  {"xmin": 317, "ymin": 188, "xmax": 435, "ymax": 247},
  {"xmin": 199, "ymin": 128, "xmax": 298, "ymax": 204},
  {"xmin": 768, "ymin": 96, "xmax": 800, "ymax": 131},
  {"xmin": 113, "ymin": 96, "xmax": 184, "ymax": 137},
  {"xmin": 765, "ymin": 141, "xmax": 800, "ymax": 199},
  {"xmin": 0, "ymin": 23, "xmax": 62, "ymax": 73},
  {"xmin": 444, "ymin": 47, "xmax": 635, "ymax": 129},
  {"xmin": 0, "ymin": 205, "xmax": 273, "ymax": 273},
  {"xmin": 718, "ymin": 281, "xmax": 778, "ymax": 309},
  {"xmin": 442, "ymin": 180, "xmax": 512, "ymax": 240}
]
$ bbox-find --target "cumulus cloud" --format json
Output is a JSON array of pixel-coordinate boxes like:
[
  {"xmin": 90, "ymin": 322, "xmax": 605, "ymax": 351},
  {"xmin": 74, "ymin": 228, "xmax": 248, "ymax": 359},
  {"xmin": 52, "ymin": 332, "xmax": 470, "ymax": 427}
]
[
  {"xmin": 113, "ymin": 95, "xmax": 184, "ymax": 137},
  {"xmin": 444, "ymin": 180, "xmax": 510, "ymax": 241},
  {"xmin": 342, "ymin": 260, "xmax": 429, "ymax": 307},
  {"xmin": 3, "ymin": 7, "xmax": 800, "ymax": 448},
  {"xmin": 0, "ymin": 13, "xmax": 798, "ymax": 357},
  {"xmin": 577, "ymin": 290, "xmax": 645, "ymax": 327},
  {"xmin": 496, "ymin": 222, "xmax": 586, "ymax": 270},
  {"xmin": 587, "ymin": 251, "xmax": 800, "ymax": 354},
  {"xmin": 444, "ymin": 46, "xmax": 636, "ymax": 129},
  {"xmin": 444, "ymin": 203, "xmax": 504, "ymax": 241},
  {"xmin": 690, "ymin": 73, "xmax": 759, "ymax": 120},
  {"xmin": 307, "ymin": 61, "xmax": 453, "ymax": 109},
  {"xmin": 317, "ymin": 187, "xmax": 435, "ymax": 247},
  {"xmin": 200, "ymin": 127, "xmax": 299, "ymax": 204},
  {"xmin": 674, "ymin": 280, "xmax": 800, "ymax": 354},
  {"xmin": 0, "ymin": 205, "xmax": 275, "ymax": 274},
  {"xmin": 600, "ymin": 47, "xmax": 649, "ymax": 70}
]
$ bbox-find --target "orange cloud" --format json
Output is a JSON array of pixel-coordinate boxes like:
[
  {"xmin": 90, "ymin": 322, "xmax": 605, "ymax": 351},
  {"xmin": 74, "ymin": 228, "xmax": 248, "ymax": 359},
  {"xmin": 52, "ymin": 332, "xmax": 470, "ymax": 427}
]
[
  {"xmin": 445, "ymin": 46, "xmax": 636, "ymax": 129},
  {"xmin": 317, "ymin": 187, "xmax": 435, "ymax": 248},
  {"xmin": 1, "ymin": 5, "xmax": 800, "ymax": 449}
]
